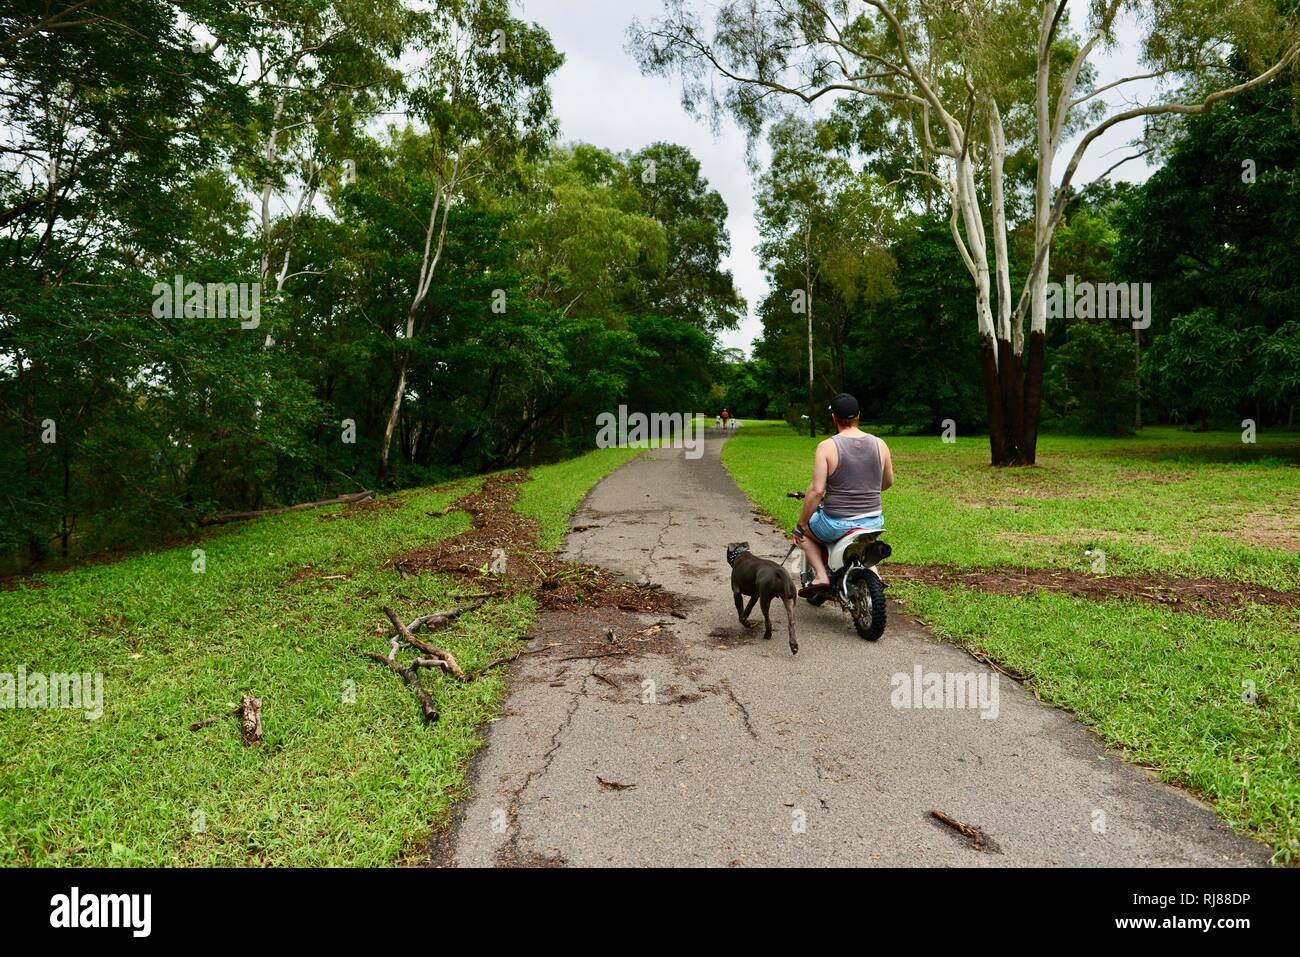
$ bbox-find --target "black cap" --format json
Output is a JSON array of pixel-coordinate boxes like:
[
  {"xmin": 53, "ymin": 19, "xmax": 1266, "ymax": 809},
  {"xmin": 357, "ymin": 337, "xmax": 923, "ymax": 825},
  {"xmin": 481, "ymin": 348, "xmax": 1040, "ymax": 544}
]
[{"xmin": 828, "ymin": 393, "xmax": 860, "ymax": 420}]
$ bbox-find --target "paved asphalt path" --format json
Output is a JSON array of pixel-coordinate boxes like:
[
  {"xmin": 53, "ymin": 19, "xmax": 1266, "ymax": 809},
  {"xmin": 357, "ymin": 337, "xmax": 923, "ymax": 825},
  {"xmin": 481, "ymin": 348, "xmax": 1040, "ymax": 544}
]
[{"xmin": 437, "ymin": 432, "xmax": 1269, "ymax": 867}]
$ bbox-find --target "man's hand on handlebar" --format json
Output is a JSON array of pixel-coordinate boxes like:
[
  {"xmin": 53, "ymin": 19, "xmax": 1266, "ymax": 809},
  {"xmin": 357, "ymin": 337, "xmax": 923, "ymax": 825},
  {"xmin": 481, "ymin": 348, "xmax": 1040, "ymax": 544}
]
[{"xmin": 793, "ymin": 524, "xmax": 806, "ymax": 541}]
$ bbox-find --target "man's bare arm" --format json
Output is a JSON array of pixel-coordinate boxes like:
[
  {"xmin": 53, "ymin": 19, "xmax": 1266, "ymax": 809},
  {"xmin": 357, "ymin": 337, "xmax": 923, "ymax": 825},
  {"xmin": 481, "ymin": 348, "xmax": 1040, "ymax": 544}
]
[
  {"xmin": 797, "ymin": 441, "xmax": 831, "ymax": 534},
  {"xmin": 879, "ymin": 438, "xmax": 894, "ymax": 491}
]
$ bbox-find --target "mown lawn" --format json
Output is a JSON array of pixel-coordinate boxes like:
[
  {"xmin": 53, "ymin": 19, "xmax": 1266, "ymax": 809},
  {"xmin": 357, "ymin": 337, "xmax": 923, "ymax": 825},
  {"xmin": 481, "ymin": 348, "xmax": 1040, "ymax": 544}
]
[
  {"xmin": 725, "ymin": 423, "xmax": 1299, "ymax": 588},
  {"xmin": 723, "ymin": 422, "xmax": 1300, "ymax": 862},
  {"xmin": 0, "ymin": 447, "xmax": 638, "ymax": 866},
  {"xmin": 517, "ymin": 446, "xmax": 644, "ymax": 550}
]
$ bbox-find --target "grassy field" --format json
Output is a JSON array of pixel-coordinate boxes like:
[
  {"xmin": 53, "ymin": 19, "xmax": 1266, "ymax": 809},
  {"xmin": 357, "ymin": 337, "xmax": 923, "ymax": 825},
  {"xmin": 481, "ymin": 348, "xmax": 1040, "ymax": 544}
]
[
  {"xmin": 517, "ymin": 446, "xmax": 643, "ymax": 550},
  {"xmin": 725, "ymin": 421, "xmax": 1299, "ymax": 587},
  {"xmin": 0, "ymin": 447, "xmax": 639, "ymax": 866},
  {"xmin": 723, "ymin": 422, "xmax": 1300, "ymax": 861}
]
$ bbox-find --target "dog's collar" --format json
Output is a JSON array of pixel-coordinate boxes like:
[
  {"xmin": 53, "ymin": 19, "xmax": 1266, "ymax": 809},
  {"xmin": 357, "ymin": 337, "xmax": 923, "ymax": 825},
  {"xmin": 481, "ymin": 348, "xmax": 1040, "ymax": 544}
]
[{"xmin": 727, "ymin": 544, "xmax": 750, "ymax": 563}]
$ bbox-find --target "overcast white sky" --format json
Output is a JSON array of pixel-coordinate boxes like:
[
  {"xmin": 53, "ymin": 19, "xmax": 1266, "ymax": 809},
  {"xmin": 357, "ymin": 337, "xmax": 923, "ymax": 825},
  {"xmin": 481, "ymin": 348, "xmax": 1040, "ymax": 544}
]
[{"xmin": 518, "ymin": 0, "xmax": 1160, "ymax": 356}]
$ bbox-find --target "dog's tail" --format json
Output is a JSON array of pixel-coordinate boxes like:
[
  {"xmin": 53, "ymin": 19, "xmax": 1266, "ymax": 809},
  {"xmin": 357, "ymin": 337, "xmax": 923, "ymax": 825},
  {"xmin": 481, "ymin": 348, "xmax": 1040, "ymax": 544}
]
[{"xmin": 782, "ymin": 595, "xmax": 797, "ymax": 655}]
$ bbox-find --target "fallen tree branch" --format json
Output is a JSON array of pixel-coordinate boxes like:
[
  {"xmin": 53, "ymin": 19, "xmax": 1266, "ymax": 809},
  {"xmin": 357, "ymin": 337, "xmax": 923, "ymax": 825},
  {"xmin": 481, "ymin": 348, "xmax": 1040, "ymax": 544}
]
[
  {"xmin": 468, "ymin": 641, "xmax": 561, "ymax": 680},
  {"xmin": 199, "ymin": 491, "xmax": 374, "ymax": 526},
  {"xmin": 410, "ymin": 656, "xmax": 456, "ymax": 674},
  {"xmin": 383, "ymin": 606, "xmax": 466, "ymax": 680},
  {"xmin": 408, "ymin": 599, "xmax": 487, "ymax": 633},
  {"xmin": 362, "ymin": 651, "xmax": 439, "ymax": 722},
  {"xmin": 239, "ymin": 696, "xmax": 263, "ymax": 746},
  {"xmin": 188, "ymin": 705, "xmax": 241, "ymax": 732},
  {"xmin": 472, "ymin": 652, "xmax": 520, "ymax": 675},
  {"xmin": 405, "ymin": 638, "xmax": 466, "ymax": 680},
  {"xmin": 931, "ymin": 809, "xmax": 985, "ymax": 849},
  {"xmin": 556, "ymin": 649, "xmax": 632, "ymax": 662},
  {"xmin": 964, "ymin": 647, "xmax": 1030, "ymax": 685}
]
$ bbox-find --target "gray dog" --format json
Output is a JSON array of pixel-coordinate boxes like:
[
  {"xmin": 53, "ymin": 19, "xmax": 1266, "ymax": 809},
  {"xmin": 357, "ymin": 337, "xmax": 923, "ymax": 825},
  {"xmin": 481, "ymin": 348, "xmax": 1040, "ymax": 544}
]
[{"xmin": 726, "ymin": 541, "xmax": 798, "ymax": 655}]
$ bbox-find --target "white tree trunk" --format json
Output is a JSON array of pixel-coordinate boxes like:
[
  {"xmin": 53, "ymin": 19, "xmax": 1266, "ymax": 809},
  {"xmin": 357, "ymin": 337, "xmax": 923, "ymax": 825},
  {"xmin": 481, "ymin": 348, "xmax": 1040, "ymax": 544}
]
[
  {"xmin": 379, "ymin": 158, "xmax": 458, "ymax": 478},
  {"xmin": 1030, "ymin": 0, "xmax": 1056, "ymax": 341},
  {"xmin": 987, "ymin": 102, "xmax": 1012, "ymax": 346},
  {"xmin": 954, "ymin": 151, "xmax": 996, "ymax": 348}
]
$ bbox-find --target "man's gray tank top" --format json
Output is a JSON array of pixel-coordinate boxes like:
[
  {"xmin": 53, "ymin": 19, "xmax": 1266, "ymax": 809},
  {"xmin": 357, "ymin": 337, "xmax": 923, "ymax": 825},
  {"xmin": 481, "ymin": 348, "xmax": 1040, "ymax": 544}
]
[{"xmin": 822, "ymin": 433, "xmax": 883, "ymax": 518}]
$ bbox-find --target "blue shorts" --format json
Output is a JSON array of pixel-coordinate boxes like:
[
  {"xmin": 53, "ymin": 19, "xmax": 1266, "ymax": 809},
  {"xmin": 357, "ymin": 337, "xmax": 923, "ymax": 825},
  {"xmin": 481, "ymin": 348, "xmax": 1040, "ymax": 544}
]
[{"xmin": 808, "ymin": 507, "xmax": 884, "ymax": 543}]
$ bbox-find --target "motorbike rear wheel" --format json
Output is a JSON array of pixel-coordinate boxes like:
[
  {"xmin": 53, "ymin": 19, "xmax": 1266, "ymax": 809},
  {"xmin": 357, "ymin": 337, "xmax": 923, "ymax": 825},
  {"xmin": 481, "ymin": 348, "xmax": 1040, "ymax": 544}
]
[{"xmin": 846, "ymin": 563, "xmax": 886, "ymax": 641}]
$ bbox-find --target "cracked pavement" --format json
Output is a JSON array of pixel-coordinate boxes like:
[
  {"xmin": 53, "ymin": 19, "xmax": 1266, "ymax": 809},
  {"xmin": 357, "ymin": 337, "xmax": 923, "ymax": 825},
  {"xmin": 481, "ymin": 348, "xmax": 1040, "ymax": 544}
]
[{"xmin": 435, "ymin": 433, "xmax": 1270, "ymax": 867}]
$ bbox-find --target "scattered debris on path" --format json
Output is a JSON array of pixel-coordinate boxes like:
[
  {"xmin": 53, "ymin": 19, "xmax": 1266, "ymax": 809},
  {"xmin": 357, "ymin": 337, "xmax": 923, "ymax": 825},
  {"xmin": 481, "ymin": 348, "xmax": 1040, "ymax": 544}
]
[
  {"xmin": 891, "ymin": 562, "xmax": 1298, "ymax": 618},
  {"xmin": 389, "ymin": 472, "xmax": 679, "ymax": 614},
  {"xmin": 365, "ymin": 475, "xmax": 682, "ymax": 724},
  {"xmin": 555, "ymin": 622, "xmax": 676, "ymax": 662}
]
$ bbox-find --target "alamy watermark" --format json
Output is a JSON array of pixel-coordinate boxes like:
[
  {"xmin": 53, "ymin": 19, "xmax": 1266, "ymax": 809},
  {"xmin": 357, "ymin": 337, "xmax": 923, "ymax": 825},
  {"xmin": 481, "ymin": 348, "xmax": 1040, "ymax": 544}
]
[
  {"xmin": 890, "ymin": 665, "xmax": 999, "ymax": 720},
  {"xmin": 595, "ymin": 405, "xmax": 705, "ymax": 460},
  {"xmin": 50, "ymin": 887, "xmax": 150, "ymax": 937},
  {"xmin": 152, "ymin": 274, "xmax": 260, "ymax": 329},
  {"xmin": 1, "ymin": 666, "xmax": 103, "ymax": 720},
  {"xmin": 1046, "ymin": 274, "xmax": 1151, "ymax": 329}
]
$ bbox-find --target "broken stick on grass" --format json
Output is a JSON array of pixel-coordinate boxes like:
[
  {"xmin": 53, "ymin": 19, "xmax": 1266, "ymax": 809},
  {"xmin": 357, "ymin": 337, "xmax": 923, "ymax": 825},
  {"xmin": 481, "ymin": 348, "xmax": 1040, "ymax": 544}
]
[
  {"xmin": 188, "ymin": 704, "xmax": 242, "ymax": 732},
  {"xmin": 239, "ymin": 696, "xmax": 263, "ymax": 746},
  {"xmin": 466, "ymin": 642, "xmax": 560, "ymax": 680},
  {"xmin": 407, "ymin": 599, "xmax": 488, "ymax": 634},
  {"xmin": 470, "ymin": 652, "xmax": 520, "ymax": 676},
  {"xmin": 200, "ymin": 490, "xmax": 374, "ymax": 526},
  {"xmin": 383, "ymin": 606, "xmax": 466, "ymax": 680},
  {"xmin": 362, "ymin": 651, "xmax": 439, "ymax": 723}
]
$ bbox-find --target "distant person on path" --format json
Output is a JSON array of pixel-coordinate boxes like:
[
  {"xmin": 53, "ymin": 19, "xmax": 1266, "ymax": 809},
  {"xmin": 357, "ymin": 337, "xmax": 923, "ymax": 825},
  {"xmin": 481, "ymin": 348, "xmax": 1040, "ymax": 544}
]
[
  {"xmin": 720, "ymin": 408, "xmax": 731, "ymax": 430},
  {"xmin": 794, "ymin": 393, "xmax": 893, "ymax": 596}
]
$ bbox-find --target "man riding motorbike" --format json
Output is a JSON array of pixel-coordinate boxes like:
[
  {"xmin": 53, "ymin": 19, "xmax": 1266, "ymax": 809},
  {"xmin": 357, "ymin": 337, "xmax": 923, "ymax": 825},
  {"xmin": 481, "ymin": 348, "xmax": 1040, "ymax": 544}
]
[{"xmin": 793, "ymin": 393, "xmax": 894, "ymax": 599}]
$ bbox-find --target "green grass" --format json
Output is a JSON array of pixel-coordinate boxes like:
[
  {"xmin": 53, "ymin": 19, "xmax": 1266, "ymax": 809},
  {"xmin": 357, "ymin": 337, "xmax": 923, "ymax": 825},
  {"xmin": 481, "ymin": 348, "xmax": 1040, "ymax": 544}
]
[
  {"xmin": 897, "ymin": 584, "xmax": 1299, "ymax": 859},
  {"xmin": 517, "ymin": 446, "xmax": 644, "ymax": 551},
  {"xmin": 722, "ymin": 422, "xmax": 1300, "ymax": 862},
  {"xmin": 723, "ymin": 425, "xmax": 1300, "ymax": 589},
  {"xmin": 0, "ymin": 446, "xmax": 636, "ymax": 866}
]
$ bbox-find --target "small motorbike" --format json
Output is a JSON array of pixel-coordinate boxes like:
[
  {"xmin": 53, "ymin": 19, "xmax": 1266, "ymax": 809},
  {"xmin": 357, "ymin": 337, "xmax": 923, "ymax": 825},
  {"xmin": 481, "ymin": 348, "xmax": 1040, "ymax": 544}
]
[{"xmin": 797, "ymin": 525, "xmax": 891, "ymax": 641}]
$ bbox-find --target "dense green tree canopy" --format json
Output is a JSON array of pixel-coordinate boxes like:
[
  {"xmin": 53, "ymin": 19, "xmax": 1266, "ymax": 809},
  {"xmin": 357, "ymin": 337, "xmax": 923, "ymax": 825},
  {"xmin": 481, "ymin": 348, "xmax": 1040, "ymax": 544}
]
[{"xmin": 0, "ymin": 1, "xmax": 740, "ymax": 568}]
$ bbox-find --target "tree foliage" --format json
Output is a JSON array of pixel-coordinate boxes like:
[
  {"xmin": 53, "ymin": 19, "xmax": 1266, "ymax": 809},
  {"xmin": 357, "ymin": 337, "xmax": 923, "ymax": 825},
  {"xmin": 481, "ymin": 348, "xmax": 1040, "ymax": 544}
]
[{"xmin": 0, "ymin": 2, "xmax": 740, "ymax": 568}]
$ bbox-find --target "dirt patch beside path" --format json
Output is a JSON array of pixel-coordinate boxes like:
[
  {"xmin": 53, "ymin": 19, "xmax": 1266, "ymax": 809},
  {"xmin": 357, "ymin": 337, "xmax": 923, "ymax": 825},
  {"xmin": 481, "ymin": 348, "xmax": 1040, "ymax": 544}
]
[
  {"xmin": 389, "ymin": 472, "xmax": 678, "ymax": 614},
  {"xmin": 890, "ymin": 562, "xmax": 1299, "ymax": 617}
]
